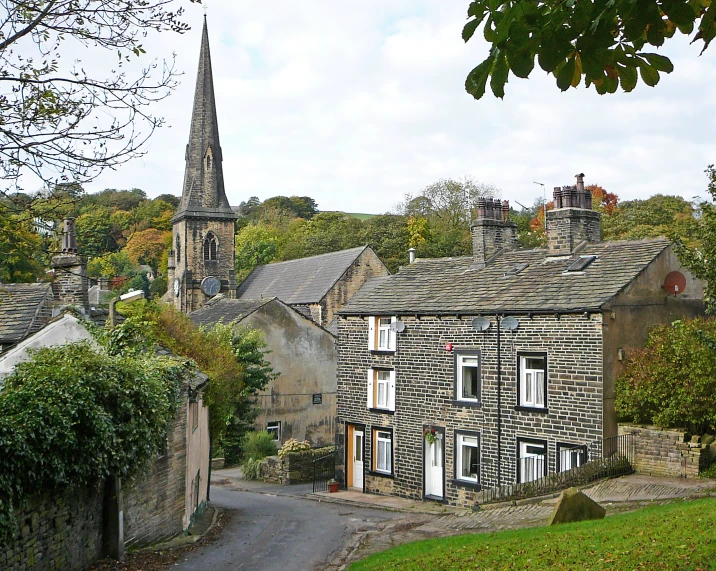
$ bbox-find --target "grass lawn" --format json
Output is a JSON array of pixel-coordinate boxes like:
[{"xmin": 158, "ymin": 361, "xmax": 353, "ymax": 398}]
[{"xmin": 349, "ymin": 498, "xmax": 716, "ymax": 571}]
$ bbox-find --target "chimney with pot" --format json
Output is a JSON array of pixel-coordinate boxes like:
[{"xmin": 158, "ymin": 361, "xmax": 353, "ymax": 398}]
[
  {"xmin": 471, "ymin": 198, "xmax": 518, "ymax": 268},
  {"xmin": 546, "ymin": 173, "xmax": 601, "ymax": 255},
  {"xmin": 51, "ymin": 218, "xmax": 89, "ymax": 311}
]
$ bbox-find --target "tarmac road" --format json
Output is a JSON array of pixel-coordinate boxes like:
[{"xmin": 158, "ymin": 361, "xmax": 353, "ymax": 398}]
[{"xmin": 170, "ymin": 485, "xmax": 402, "ymax": 571}]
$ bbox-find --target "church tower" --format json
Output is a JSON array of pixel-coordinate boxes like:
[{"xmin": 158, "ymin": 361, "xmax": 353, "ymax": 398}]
[{"xmin": 168, "ymin": 17, "xmax": 237, "ymax": 313}]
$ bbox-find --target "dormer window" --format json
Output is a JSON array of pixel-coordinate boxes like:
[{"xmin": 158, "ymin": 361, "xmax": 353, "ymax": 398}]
[{"xmin": 203, "ymin": 232, "xmax": 218, "ymax": 261}]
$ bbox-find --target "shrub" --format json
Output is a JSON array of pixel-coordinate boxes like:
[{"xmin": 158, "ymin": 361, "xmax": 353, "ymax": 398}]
[
  {"xmin": 243, "ymin": 430, "xmax": 277, "ymax": 461},
  {"xmin": 616, "ymin": 318, "xmax": 716, "ymax": 433},
  {"xmin": 0, "ymin": 338, "xmax": 184, "ymax": 541},
  {"xmin": 242, "ymin": 458, "xmax": 262, "ymax": 481},
  {"xmin": 278, "ymin": 438, "xmax": 311, "ymax": 458}
]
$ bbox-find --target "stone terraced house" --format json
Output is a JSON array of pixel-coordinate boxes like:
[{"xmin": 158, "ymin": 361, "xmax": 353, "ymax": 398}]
[{"xmin": 335, "ymin": 174, "xmax": 705, "ymax": 507}]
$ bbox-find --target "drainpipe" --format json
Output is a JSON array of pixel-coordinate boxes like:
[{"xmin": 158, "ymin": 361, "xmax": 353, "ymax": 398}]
[{"xmin": 496, "ymin": 314, "xmax": 502, "ymax": 486}]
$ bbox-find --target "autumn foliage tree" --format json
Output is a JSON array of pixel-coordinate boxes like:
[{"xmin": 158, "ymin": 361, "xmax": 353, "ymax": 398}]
[{"xmin": 124, "ymin": 228, "xmax": 171, "ymax": 270}]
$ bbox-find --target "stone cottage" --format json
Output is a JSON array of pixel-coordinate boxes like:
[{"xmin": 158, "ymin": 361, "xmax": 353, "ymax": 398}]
[
  {"xmin": 190, "ymin": 295, "xmax": 337, "ymax": 447},
  {"xmin": 236, "ymin": 246, "xmax": 390, "ymax": 331},
  {"xmin": 334, "ymin": 173, "xmax": 704, "ymax": 507}
]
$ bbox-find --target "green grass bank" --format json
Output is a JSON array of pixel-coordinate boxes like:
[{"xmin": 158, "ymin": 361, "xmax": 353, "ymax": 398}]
[{"xmin": 349, "ymin": 498, "xmax": 715, "ymax": 571}]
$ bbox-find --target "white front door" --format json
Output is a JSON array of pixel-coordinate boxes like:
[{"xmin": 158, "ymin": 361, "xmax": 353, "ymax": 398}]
[
  {"xmin": 352, "ymin": 429, "xmax": 364, "ymax": 490},
  {"xmin": 424, "ymin": 434, "xmax": 443, "ymax": 498}
]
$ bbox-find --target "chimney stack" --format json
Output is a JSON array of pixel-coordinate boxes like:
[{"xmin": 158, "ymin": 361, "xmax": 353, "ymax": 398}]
[
  {"xmin": 51, "ymin": 218, "xmax": 88, "ymax": 312},
  {"xmin": 546, "ymin": 173, "xmax": 601, "ymax": 255},
  {"xmin": 471, "ymin": 198, "xmax": 518, "ymax": 268}
]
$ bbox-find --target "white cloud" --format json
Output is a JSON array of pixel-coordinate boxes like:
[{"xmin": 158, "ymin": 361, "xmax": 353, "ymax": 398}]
[{"xmin": 70, "ymin": 1, "xmax": 716, "ymax": 215}]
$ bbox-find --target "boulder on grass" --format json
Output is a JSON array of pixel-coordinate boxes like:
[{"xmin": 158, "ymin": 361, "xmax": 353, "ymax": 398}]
[{"xmin": 547, "ymin": 487, "xmax": 606, "ymax": 525}]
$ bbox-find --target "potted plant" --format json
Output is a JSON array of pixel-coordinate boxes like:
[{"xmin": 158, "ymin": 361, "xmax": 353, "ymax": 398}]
[
  {"xmin": 424, "ymin": 427, "xmax": 437, "ymax": 444},
  {"xmin": 328, "ymin": 478, "xmax": 339, "ymax": 493}
]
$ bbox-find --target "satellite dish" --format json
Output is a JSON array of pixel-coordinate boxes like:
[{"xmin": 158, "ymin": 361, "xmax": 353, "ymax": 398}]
[
  {"xmin": 389, "ymin": 320, "xmax": 406, "ymax": 333},
  {"xmin": 501, "ymin": 316, "xmax": 519, "ymax": 331},
  {"xmin": 471, "ymin": 317, "xmax": 491, "ymax": 331},
  {"xmin": 663, "ymin": 271, "xmax": 686, "ymax": 295}
]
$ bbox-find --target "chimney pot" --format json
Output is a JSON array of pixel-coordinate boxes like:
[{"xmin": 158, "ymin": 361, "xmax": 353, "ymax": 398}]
[
  {"xmin": 501, "ymin": 200, "xmax": 509, "ymax": 222},
  {"xmin": 61, "ymin": 218, "xmax": 78, "ymax": 254},
  {"xmin": 408, "ymin": 247, "xmax": 416, "ymax": 264},
  {"xmin": 477, "ymin": 197, "xmax": 486, "ymax": 220}
]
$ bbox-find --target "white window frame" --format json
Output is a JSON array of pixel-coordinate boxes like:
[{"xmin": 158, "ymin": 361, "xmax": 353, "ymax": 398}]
[
  {"xmin": 517, "ymin": 438, "xmax": 547, "ymax": 484},
  {"xmin": 518, "ymin": 353, "xmax": 547, "ymax": 409},
  {"xmin": 266, "ymin": 421, "xmax": 281, "ymax": 442},
  {"xmin": 455, "ymin": 431, "xmax": 480, "ymax": 484},
  {"xmin": 368, "ymin": 316, "xmax": 397, "ymax": 352},
  {"xmin": 373, "ymin": 429, "xmax": 393, "ymax": 475},
  {"xmin": 455, "ymin": 352, "xmax": 480, "ymax": 403},
  {"xmin": 557, "ymin": 443, "xmax": 587, "ymax": 472},
  {"xmin": 366, "ymin": 368, "xmax": 395, "ymax": 411}
]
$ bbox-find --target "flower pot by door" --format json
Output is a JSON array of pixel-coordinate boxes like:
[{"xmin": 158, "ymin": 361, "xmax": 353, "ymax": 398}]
[{"xmin": 329, "ymin": 482, "xmax": 339, "ymax": 493}]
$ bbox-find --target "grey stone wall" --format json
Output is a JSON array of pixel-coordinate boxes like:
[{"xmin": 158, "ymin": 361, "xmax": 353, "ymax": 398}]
[
  {"xmin": 247, "ymin": 300, "xmax": 337, "ymax": 448},
  {"xmin": 123, "ymin": 401, "xmax": 188, "ymax": 548},
  {"xmin": 0, "ymin": 484, "xmax": 104, "ymax": 571},
  {"xmin": 319, "ymin": 247, "xmax": 390, "ymax": 328},
  {"xmin": 619, "ymin": 425, "xmax": 704, "ymax": 479},
  {"xmin": 336, "ymin": 313, "xmax": 604, "ymax": 507},
  {"xmin": 546, "ymin": 208, "xmax": 601, "ymax": 255},
  {"xmin": 260, "ymin": 447, "xmax": 335, "ymax": 484}
]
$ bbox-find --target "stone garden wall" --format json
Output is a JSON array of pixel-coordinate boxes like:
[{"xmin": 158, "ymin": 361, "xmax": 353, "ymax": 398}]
[
  {"xmin": 0, "ymin": 484, "xmax": 104, "ymax": 571},
  {"xmin": 619, "ymin": 424, "xmax": 705, "ymax": 478},
  {"xmin": 261, "ymin": 447, "xmax": 335, "ymax": 484}
]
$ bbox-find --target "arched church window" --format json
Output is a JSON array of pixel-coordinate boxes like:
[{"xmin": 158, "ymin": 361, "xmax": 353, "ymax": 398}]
[
  {"xmin": 176, "ymin": 234, "xmax": 181, "ymax": 263},
  {"xmin": 206, "ymin": 154, "xmax": 212, "ymax": 170},
  {"xmin": 203, "ymin": 232, "xmax": 218, "ymax": 261}
]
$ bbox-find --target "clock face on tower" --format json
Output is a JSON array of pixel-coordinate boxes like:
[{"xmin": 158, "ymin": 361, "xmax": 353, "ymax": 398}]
[
  {"xmin": 173, "ymin": 278, "xmax": 181, "ymax": 297},
  {"xmin": 201, "ymin": 276, "xmax": 221, "ymax": 297}
]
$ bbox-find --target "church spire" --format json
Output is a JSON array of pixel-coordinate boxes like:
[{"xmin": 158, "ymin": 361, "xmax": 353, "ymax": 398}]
[{"xmin": 173, "ymin": 16, "xmax": 236, "ymax": 222}]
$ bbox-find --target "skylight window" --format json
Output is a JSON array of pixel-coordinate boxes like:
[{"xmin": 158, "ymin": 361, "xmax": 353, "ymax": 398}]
[{"xmin": 566, "ymin": 255, "xmax": 597, "ymax": 272}]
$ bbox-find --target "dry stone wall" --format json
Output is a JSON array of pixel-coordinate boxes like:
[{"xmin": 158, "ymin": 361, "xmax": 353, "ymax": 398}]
[
  {"xmin": 0, "ymin": 484, "xmax": 104, "ymax": 571},
  {"xmin": 618, "ymin": 424, "xmax": 704, "ymax": 478},
  {"xmin": 261, "ymin": 447, "xmax": 335, "ymax": 484}
]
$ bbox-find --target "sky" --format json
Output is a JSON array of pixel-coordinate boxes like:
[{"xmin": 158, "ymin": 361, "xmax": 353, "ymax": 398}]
[{"xmin": 80, "ymin": 1, "xmax": 716, "ymax": 214}]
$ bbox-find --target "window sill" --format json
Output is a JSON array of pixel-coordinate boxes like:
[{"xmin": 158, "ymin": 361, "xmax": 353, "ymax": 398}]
[
  {"xmin": 370, "ymin": 350, "xmax": 395, "ymax": 356},
  {"xmin": 368, "ymin": 407, "xmax": 394, "ymax": 415},
  {"xmin": 451, "ymin": 400, "xmax": 482, "ymax": 409},
  {"xmin": 450, "ymin": 478, "xmax": 481, "ymax": 490},
  {"xmin": 515, "ymin": 406, "xmax": 549, "ymax": 414},
  {"xmin": 369, "ymin": 470, "xmax": 394, "ymax": 479}
]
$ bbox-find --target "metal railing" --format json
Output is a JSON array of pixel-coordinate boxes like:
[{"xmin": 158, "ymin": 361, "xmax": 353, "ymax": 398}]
[
  {"xmin": 312, "ymin": 451, "xmax": 336, "ymax": 493},
  {"xmin": 477, "ymin": 434, "xmax": 634, "ymax": 506}
]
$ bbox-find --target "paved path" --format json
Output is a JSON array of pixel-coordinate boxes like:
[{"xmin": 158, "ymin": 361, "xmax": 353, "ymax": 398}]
[
  {"xmin": 198, "ymin": 471, "xmax": 716, "ymax": 570},
  {"xmin": 169, "ymin": 485, "xmax": 402, "ymax": 571}
]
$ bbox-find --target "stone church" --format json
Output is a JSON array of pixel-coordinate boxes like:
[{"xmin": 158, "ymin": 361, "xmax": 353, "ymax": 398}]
[{"xmin": 166, "ymin": 17, "xmax": 238, "ymax": 314}]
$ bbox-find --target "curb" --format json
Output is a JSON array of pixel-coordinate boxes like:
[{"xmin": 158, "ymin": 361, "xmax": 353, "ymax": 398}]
[{"xmin": 131, "ymin": 505, "xmax": 220, "ymax": 553}]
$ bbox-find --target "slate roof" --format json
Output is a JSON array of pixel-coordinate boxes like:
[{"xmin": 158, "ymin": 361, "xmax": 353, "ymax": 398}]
[
  {"xmin": 340, "ymin": 238, "xmax": 671, "ymax": 315},
  {"xmin": 189, "ymin": 297, "xmax": 272, "ymax": 328},
  {"xmin": 0, "ymin": 283, "xmax": 53, "ymax": 343},
  {"xmin": 237, "ymin": 246, "xmax": 369, "ymax": 305}
]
